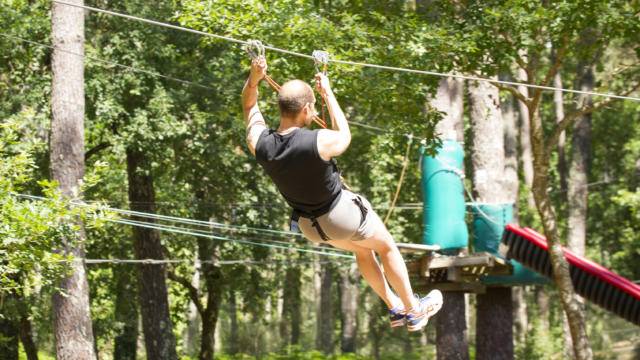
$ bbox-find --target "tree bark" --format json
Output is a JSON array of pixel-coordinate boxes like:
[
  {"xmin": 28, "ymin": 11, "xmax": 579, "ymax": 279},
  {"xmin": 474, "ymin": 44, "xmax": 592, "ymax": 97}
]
[
  {"xmin": 535, "ymin": 286, "xmax": 550, "ymax": 329},
  {"xmin": 476, "ymin": 288, "xmax": 513, "ymax": 360},
  {"xmin": 183, "ymin": 256, "xmax": 201, "ymax": 357},
  {"xmin": 528, "ymin": 106, "xmax": 592, "ymax": 360},
  {"xmin": 502, "ymin": 78, "xmax": 520, "ymax": 214},
  {"xmin": 563, "ymin": 65, "xmax": 593, "ymax": 359},
  {"xmin": 427, "ymin": 76, "xmax": 469, "ymax": 359},
  {"xmin": 517, "ymin": 66, "xmax": 536, "ymax": 211},
  {"xmin": 553, "ymin": 57, "xmax": 568, "ymax": 200},
  {"xmin": 339, "ymin": 263, "xmax": 359, "ymax": 353},
  {"xmin": 18, "ymin": 313, "xmax": 38, "ymax": 360},
  {"xmin": 0, "ymin": 311, "xmax": 18, "ymax": 360},
  {"xmin": 316, "ymin": 263, "xmax": 333, "ymax": 354},
  {"xmin": 468, "ymin": 78, "xmax": 513, "ymax": 360},
  {"xmin": 126, "ymin": 148, "xmax": 178, "ymax": 360},
  {"xmin": 198, "ymin": 237, "xmax": 224, "ymax": 360},
  {"xmin": 113, "ymin": 267, "xmax": 138, "ymax": 360},
  {"xmin": 229, "ymin": 290, "xmax": 239, "ymax": 355},
  {"xmin": 281, "ymin": 266, "xmax": 302, "ymax": 348},
  {"xmin": 428, "ymin": 77, "xmax": 464, "ymax": 141},
  {"xmin": 468, "ymin": 78, "xmax": 505, "ymax": 202},
  {"xmin": 50, "ymin": 1, "xmax": 96, "ymax": 358},
  {"xmin": 435, "ymin": 291, "xmax": 469, "ymax": 360}
]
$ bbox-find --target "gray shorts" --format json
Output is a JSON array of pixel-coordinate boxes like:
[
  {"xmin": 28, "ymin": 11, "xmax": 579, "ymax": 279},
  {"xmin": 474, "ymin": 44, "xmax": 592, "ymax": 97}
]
[{"xmin": 298, "ymin": 190, "xmax": 381, "ymax": 243}]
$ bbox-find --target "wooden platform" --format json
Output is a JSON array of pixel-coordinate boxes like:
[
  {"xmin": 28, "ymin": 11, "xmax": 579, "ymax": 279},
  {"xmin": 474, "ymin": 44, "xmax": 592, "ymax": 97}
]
[{"xmin": 406, "ymin": 251, "xmax": 514, "ymax": 292}]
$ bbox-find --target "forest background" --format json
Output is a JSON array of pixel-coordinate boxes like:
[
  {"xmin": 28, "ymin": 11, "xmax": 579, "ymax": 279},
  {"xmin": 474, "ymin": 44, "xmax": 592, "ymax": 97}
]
[{"xmin": 1, "ymin": 0, "xmax": 639, "ymax": 359}]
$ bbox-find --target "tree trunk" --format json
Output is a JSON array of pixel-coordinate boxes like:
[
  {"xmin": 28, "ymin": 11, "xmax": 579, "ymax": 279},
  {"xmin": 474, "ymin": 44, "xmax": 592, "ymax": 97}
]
[
  {"xmin": 501, "ymin": 76, "xmax": 528, "ymax": 344},
  {"xmin": 535, "ymin": 286, "xmax": 550, "ymax": 329},
  {"xmin": 517, "ymin": 66, "xmax": 536, "ymax": 210},
  {"xmin": 339, "ymin": 263, "xmax": 359, "ymax": 353},
  {"xmin": 476, "ymin": 288, "xmax": 513, "ymax": 359},
  {"xmin": 511, "ymin": 287, "xmax": 527, "ymax": 343},
  {"xmin": 18, "ymin": 313, "xmax": 38, "ymax": 360},
  {"xmin": 427, "ymin": 76, "xmax": 469, "ymax": 359},
  {"xmin": 563, "ymin": 65, "xmax": 594, "ymax": 359},
  {"xmin": 502, "ymin": 78, "xmax": 520, "ymax": 214},
  {"xmin": 281, "ymin": 266, "xmax": 302, "ymax": 348},
  {"xmin": 528, "ymin": 107, "xmax": 592, "ymax": 360},
  {"xmin": 126, "ymin": 148, "xmax": 178, "ymax": 360},
  {"xmin": 435, "ymin": 291, "xmax": 469, "ymax": 360},
  {"xmin": 429, "ymin": 77, "xmax": 464, "ymax": 141},
  {"xmin": 229, "ymin": 290, "xmax": 239, "ymax": 355},
  {"xmin": 0, "ymin": 311, "xmax": 18, "ymax": 360},
  {"xmin": 183, "ymin": 256, "xmax": 201, "ymax": 357},
  {"xmin": 468, "ymin": 78, "xmax": 505, "ymax": 202},
  {"xmin": 113, "ymin": 267, "xmax": 138, "ymax": 360},
  {"xmin": 468, "ymin": 78, "xmax": 513, "ymax": 360},
  {"xmin": 316, "ymin": 263, "xmax": 333, "ymax": 354},
  {"xmin": 50, "ymin": 1, "xmax": 96, "ymax": 358},
  {"xmin": 553, "ymin": 58, "xmax": 568, "ymax": 200},
  {"xmin": 198, "ymin": 237, "xmax": 224, "ymax": 360}
]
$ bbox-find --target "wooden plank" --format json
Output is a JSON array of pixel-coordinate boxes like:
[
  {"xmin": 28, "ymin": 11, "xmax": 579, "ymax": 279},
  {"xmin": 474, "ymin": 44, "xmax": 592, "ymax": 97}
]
[
  {"xmin": 396, "ymin": 242, "xmax": 440, "ymax": 253},
  {"xmin": 428, "ymin": 252, "xmax": 495, "ymax": 269}
]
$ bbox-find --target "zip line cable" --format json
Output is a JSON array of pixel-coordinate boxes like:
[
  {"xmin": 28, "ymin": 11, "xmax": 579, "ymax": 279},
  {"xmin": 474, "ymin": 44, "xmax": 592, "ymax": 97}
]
[
  {"xmin": 82, "ymin": 259, "xmax": 353, "ymax": 265},
  {"xmin": 52, "ymin": 0, "xmax": 640, "ymax": 102},
  {"xmin": 15, "ymin": 193, "xmax": 304, "ymax": 238},
  {"xmin": 112, "ymin": 216, "xmax": 350, "ymax": 253},
  {"xmin": 14, "ymin": 193, "xmax": 354, "ymax": 258},
  {"xmin": 0, "ymin": 33, "xmax": 216, "ymax": 91},
  {"xmin": 0, "ymin": 33, "xmax": 396, "ymax": 134},
  {"xmin": 112, "ymin": 218, "xmax": 355, "ymax": 259}
]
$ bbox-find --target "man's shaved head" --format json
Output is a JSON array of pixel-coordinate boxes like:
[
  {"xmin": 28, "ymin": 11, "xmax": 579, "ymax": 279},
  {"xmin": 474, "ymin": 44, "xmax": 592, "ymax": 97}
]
[{"xmin": 278, "ymin": 80, "xmax": 315, "ymax": 118}]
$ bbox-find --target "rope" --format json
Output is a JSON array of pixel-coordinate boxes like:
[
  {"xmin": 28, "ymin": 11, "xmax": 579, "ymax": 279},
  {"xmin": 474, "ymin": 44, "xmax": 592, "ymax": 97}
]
[
  {"xmin": 82, "ymin": 258, "xmax": 353, "ymax": 265},
  {"xmin": 244, "ymin": 40, "xmax": 327, "ymax": 129},
  {"xmin": 2, "ymin": 32, "xmax": 414, "ymax": 137},
  {"xmin": 383, "ymin": 135, "xmax": 413, "ymax": 224},
  {"xmin": 430, "ymin": 156, "xmax": 503, "ymax": 226},
  {"xmin": 15, "ymin": 193, "xmax": 304, "ymax": 238},
  {"xmin": 14, "ymin": 193, "xmax": 354, "ymax": 258},
  {"xmin": 110, "ymin": 218, "xmax": 355, "ymax": 258},
  {"xmin": 51, "ymin": 0, "xmax": 640, "ymax": 102},
  {"xmin": 0, "ymin": 33, "xmax": 216, "ymax": 90}
]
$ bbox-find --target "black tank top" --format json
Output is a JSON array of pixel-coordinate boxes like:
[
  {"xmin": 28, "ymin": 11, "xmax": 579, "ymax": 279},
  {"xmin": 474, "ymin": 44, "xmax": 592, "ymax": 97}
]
[{"xmin": 255, "ymin": 128, "xmax": 343, "ymax": 214}]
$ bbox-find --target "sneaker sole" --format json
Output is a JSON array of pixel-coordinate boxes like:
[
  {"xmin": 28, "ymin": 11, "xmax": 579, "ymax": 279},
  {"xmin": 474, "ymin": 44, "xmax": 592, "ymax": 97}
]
[{"xmin": 390, "ymin": 318, "xmax": 407, "ymax": 328}]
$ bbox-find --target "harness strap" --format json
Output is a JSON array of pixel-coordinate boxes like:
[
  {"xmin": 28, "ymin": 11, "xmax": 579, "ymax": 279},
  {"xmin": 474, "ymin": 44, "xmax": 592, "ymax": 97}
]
[
  {"xmin": 311, "ymin": 217, "xmax": 331, "ymax": 241},
  {"xmin": 352, "ymin": 196, "xmax": 368, "ymax": 226}
]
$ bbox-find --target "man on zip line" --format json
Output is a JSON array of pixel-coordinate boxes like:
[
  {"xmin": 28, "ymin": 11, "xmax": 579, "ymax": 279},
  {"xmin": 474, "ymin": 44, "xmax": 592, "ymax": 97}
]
[{"xmin": 241, "ymin": 54, "xmax": 442, "ymax": 331}]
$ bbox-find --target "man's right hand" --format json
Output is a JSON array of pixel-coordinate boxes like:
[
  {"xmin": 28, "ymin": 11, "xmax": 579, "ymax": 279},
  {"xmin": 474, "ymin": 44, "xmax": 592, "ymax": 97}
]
[
  {"xmin": 315, "ymin": 73, "xmax": 333, "ymax": 98},
  {"xmin": 249, "ymin": 56, "xmax": 267, "ymax": 86}
]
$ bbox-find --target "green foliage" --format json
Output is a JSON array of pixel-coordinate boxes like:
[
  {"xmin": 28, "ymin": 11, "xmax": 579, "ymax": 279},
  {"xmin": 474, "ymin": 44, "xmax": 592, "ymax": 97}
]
[{"xmin": 0, "ymin": 116, "xmax": 109, "ymax": 295}]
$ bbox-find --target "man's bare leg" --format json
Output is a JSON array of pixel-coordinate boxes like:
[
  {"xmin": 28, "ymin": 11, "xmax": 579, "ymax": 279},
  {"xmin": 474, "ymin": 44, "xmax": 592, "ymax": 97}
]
[
  {"xmin": 327, "ymin": 239, "xmax": 400, "ymax": 309},
  {"xmin": 328, "ymin": 229, "xmax": 419, "ymax": 311}
]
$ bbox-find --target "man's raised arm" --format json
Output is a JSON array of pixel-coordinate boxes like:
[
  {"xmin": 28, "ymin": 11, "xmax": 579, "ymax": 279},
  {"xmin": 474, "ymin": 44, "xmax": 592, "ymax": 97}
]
[
  {"xmin": 242, "ymin": 57, "xmax": 268, "ymax": 155},
  {"xmin": 315, "ymin": 73, "xmax": 351, "ymax": 161}
]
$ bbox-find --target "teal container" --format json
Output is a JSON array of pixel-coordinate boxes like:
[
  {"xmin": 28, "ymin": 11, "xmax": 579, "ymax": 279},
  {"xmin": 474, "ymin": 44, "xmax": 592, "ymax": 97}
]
[
  {"xmin": 420, "ymin": 140, "xmax": 468, "ymax": 252},
  {"xmin": 471, "ymin": 203, "xmax": 548, "ymax": 285}
]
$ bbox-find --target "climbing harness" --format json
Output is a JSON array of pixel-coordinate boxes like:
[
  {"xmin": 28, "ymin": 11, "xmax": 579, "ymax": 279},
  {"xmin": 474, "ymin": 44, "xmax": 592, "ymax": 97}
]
[{"xmin": 244, "ymin": 40, "xmax": 327, "ymax": 129}]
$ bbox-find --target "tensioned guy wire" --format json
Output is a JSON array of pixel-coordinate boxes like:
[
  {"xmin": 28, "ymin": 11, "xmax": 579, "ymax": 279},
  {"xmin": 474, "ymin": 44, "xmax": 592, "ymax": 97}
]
[
  {"xmin": 1, "ymin": 33, "xmax": 393, "ymax": 134},
  {"xmin": 15, "ymin": 193, "xmax": 304, "ymax": 238},
  {"xmin": 83, "ymin": 259, "xmax": 354, "ymax": 265},
  {"xmin": 14, "ymin": 193, "xmax": 353, "ymax": 258},
  {"xmin": 52, "ymin": 0, "xmax": 640, "ymax": 102},
  {"xmin": 0, "ymin": 33, "xmax": 216, "ymax": 90},
  {"xmin": 107, "ymin": 218, "xmax": 355, "ymax": 258}
]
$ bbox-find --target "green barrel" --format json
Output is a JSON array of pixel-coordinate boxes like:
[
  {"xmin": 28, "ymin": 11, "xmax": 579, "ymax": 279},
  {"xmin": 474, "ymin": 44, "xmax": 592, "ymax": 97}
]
[
  {"xmin": 471, "ymin": 203, "xmax": 548, "ymax": 285},
  {"xmin": 420, "ymin": 140, "xmax": 468, "ymax": 251}
]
